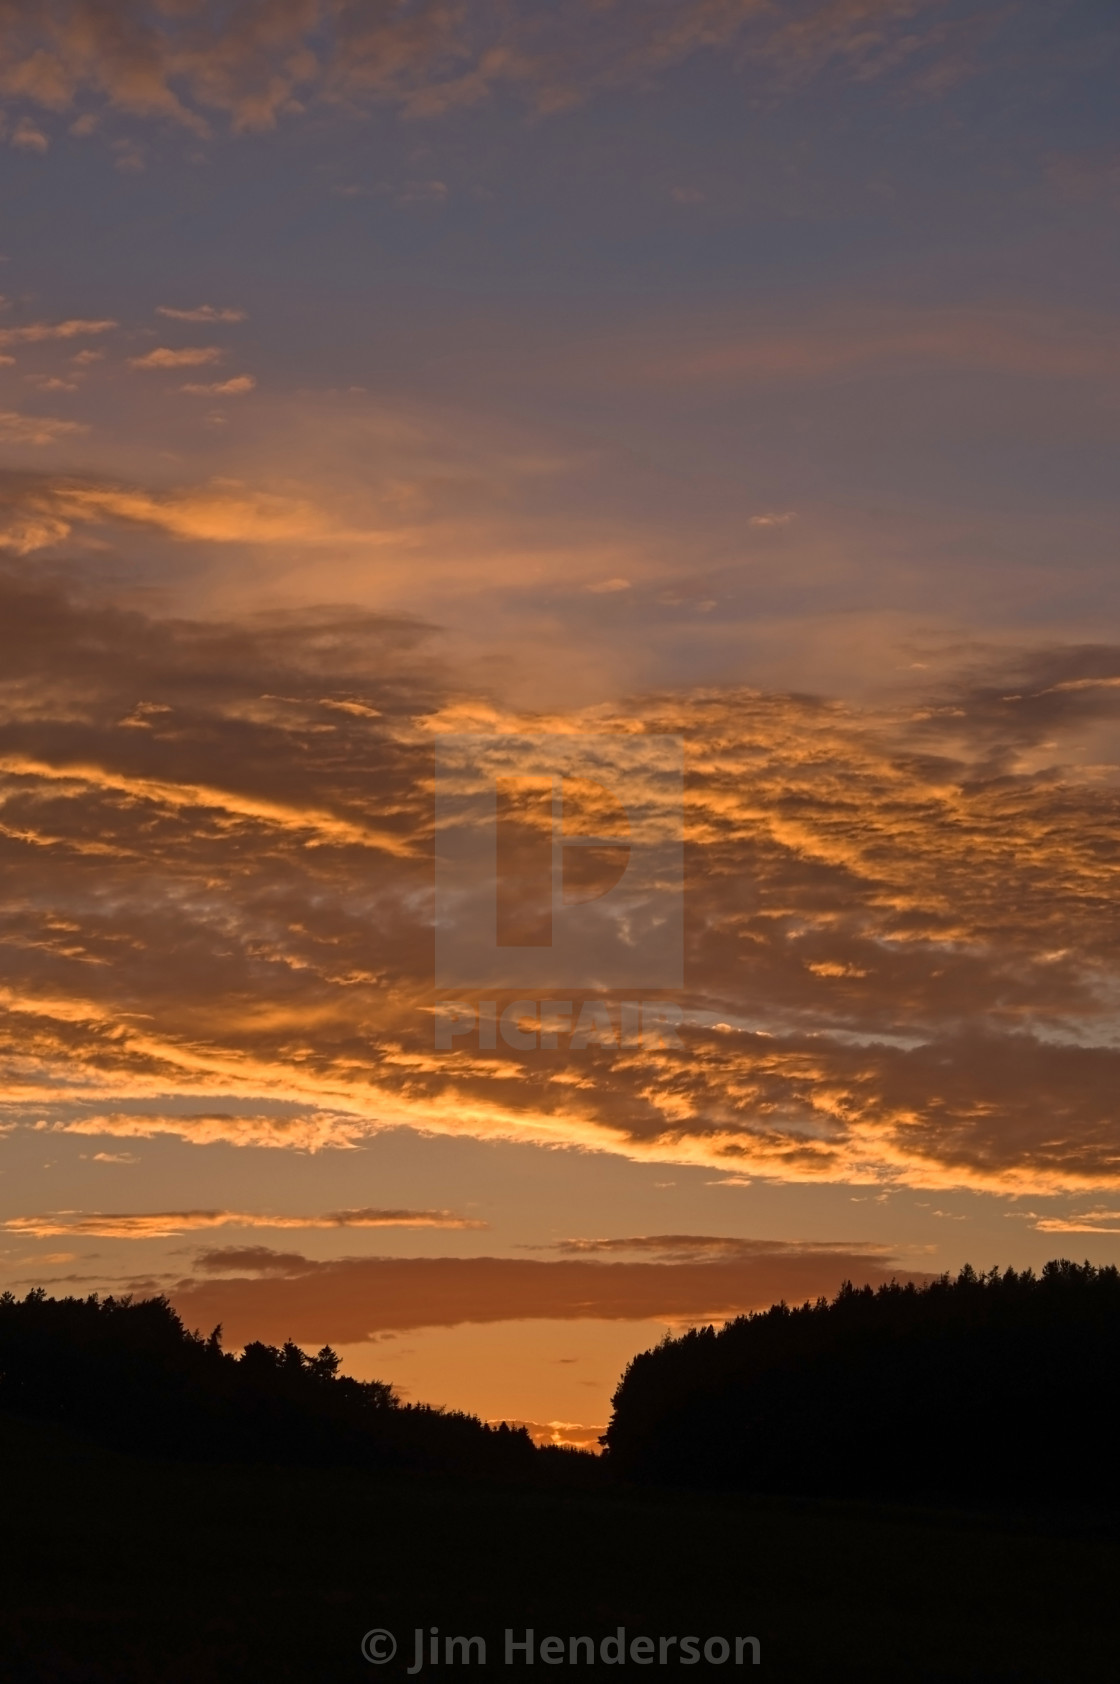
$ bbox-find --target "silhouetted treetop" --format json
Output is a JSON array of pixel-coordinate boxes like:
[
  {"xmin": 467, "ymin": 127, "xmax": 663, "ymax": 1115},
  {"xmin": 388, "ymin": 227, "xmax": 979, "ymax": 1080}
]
[
  {"xmin": 603, "ymin": 1260, "xmax": 1120, "ymax": 1501},
  {"xmin": 0, "ymin": 1288, "xmax": 534, "ymax": 1475}
]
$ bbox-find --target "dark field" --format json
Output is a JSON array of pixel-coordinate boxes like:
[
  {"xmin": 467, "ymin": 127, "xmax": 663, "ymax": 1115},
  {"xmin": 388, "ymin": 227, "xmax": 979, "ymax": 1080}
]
[{"xmin": 2, "ymin": 1413, "xmax": 1117, "ymax": 1684}]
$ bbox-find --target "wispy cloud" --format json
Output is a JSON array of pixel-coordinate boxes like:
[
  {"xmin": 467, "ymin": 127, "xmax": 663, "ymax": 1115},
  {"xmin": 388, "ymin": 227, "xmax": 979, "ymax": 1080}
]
[
  {"xmin": 11, "ymin": 117, "xmax": 49, "ymax": 152},
  {"xmin": 0, "ymin": 318, "xmax": 116, "ymax": 346},
  {"xmin": 550, "ymin": 1234, "xmax": 900, "ymax": 1261},
  {"xmin": 156, "ymin": 305, "xmax": 246, "ymax": 323},
  {"xmin": 128, "ymin": 346, "xmax": 222, "ymax": 369},
  {"xmin": 55, "ymin": 1111, "xmax": 367, "ymax": 1151},
  {"xmin": 0, "ymin": 412, "xmax": 87, "ymax": 446},
  {"xmin": 0, "ymin": 472, "xmax": 349, "ymax": 551},
  {"xmin": 179, "ymin": 375, "xmax": 255, "ymax": 396},
  {"xmin": 3, "ymin": 1207, "xmax": 486, "ymax": 1239},
  {"xmin": 1033, "ymin": 1209, "xmax": 1120, "ymax": 1235},
  {"xmin": 57, "ymin": 1113, "xmax": 372, "ymax": 1153},
  {"xmin": 0, "ymin": 749, "xmax": 415, "ymax": 852}
]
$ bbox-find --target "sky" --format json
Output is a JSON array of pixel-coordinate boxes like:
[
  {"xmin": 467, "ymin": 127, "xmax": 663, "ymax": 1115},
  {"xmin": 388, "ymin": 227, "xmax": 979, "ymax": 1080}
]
[{"xmin": 1, "ymin": 0, "xmax": 1119, "ymax": 1447}]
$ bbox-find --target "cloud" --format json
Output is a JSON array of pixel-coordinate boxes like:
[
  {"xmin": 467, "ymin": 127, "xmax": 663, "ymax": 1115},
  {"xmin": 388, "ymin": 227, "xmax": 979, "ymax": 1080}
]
[
  {"xmin": 0, "ymin": 471, "xmax": 355, "ymax": 551},
  {"xmin": 128, "ymin": 346, "xmax": 222, "ymax": 369},
  {"xmin": 1032, "ymin": 1209, "xmax": 1120, "ymax": 1235},
  {"xmin": 0, "ymin": 392, "xmax": 597, "ymax": 567},
  {"xmin": 395, "ymin": 179, "xmax": 448, "ymax": 205},
  {"xmin": 10, "ymin": 117, "xmax": 48, "ymax": 152},
  {"xmin": 167, "ymin": 1242, "xmax": 926, "ymax": 1343},
  {"xmin": 4, "ymin": 1207, "xmax": 485, "ymax": 1239},
  {"xmin": 319, "ymin": 699, "xmax": 382, "ymax": 719},
  {"xmin": 195, "ymin": 1246, "xmax": 315, "ymax": 1275},
  {"xmin": 0, "ymin": 2, "xmax": 1018, "ymax": 140},
  {"xmin": 4, "ymin": 575, "xmax": 1120, "ymax": 1196},
  {"xmin": 56, "ymin": 1112, "xmax": 372, "ymax": 1153},
  {"xmin": 179, "ymin": 375, "xmax": 256, "ymax": 396},
  {"xmin": 0, "ymin": 412, "xmax": 87, "ymax": 446},
  {"xmin": 0, "ymin": 749, "xmax": 413, "ymax": 851},
  {"xmin": 549, "ymin": 1234, "xmax": 899, "ymax": 1261},
  {"xmin": 0, "ymin": 318, "xmax": 116, "ymax": 345},
  {"xmin": 157, "ymin": 305, "xmax": 246, "ymax": 323},
  {"xmin": 503, "ymin": 1418, "xmax": 605, "ymax": 1449}
]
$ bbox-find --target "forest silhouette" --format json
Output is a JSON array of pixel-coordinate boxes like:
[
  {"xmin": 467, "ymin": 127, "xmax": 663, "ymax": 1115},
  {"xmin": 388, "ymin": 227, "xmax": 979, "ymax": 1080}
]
[
  {"xmin": 0, "ymin": 1287, "xmax": 541, "ymax": 1477},
  {"xmin": 604, "ymin": 1260, "xmax": 1120, "ymax": 1500},
  {"xmin": 3, "ymin": 1260, "xmax": 1118, "ymax": 1501}
]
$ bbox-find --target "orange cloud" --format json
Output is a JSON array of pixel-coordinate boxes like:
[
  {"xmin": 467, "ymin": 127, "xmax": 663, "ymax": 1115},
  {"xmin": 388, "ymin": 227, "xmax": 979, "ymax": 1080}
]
[
  {"xmin": 3, "ymin": 1207, "xmax": 486, "ymax": 1239},
  {"xmin": 0, "ymin": 2, "xmax": 996, "ymax": 139},
  {"xmin": 548, "ymin": 1234, "xmax": 899, "ymax": 1261},
  {"xmin": 0, "ymin": 412, "xmax": 87, "ymax": 446},
  {"xmin": 0, "ymin": 472, "xmax": 351, "ymax": 551},
  {"xmin": 504, "ymin": 1419, "xmax": 605, "ymax": 1450},
  {"xmin": 128, "ymin": 346, "xmax": 222, "ymax": 369},
  {"xmin": 1033, "ymin": 1210, "xmax": 1120, "ymax": 1235},
  {"xmin": 4, "ymin": 574, "xmax": 1120, "ymax": 1196},
  {"xmin": 0, "ymin": 318, "xmax": 116, "ymax": 345},
  {"xmin": 179, "ymin": 375, "xmax": 256, "ymax": 395},
  {"xmin": 0, "ymin": 752, "xmax": 415, "ymax": 853},
  {"xmin": 11, "ymin": 116, "xmax": 49, "ymax": 152},
  {"xmin": 0, "ymin": 456, "xmax": 462, "ymax": 556},
  {"xmin": 169, "ymin": 1242, "xmax": 927, "ymax": 1344},
  {"xmin": 57, "ymin": 1113, "xmax": 371, "ymax": 1153}
]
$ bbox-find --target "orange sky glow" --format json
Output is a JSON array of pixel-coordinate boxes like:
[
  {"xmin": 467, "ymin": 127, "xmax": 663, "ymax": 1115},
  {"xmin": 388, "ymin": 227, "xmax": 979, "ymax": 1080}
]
[{"xmin": 1, "ymin": 0, "xmax": 1118, "ymax": 1444}]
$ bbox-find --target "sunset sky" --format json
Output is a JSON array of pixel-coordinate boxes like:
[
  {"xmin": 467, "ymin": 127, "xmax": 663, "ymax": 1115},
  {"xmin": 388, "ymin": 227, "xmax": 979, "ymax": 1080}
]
[{"xmin": 1, "ymin": 0, "xmax": 1119, "ymax": 1447}]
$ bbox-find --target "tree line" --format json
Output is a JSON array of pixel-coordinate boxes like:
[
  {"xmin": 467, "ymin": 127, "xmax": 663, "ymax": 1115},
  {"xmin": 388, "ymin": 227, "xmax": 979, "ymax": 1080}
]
[
  {"xmin": 5, "ymin": 1261, "xmax": 1118, "ymax": 1501},
  {"xmin": 0, "ymin": 1287, "xmax": 546, "ymax": 1477},
  {"xmin": 602, "ymin": 1260, "xmax": 1120, "ymax": 1501}
]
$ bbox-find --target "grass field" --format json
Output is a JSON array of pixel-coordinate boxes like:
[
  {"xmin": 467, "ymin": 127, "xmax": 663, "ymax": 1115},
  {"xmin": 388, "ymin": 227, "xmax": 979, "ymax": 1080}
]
[{"xmin": 2, "ymin": 1413, "xmax": 1117, "ymax": 1682}]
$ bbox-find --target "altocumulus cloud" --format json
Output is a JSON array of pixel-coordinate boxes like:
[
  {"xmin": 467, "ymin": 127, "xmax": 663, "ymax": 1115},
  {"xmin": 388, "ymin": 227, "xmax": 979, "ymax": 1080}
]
[
  {"xmin": 0, "ymin": 1, "xmax": 1035, "ymax": 140},
  {"xmin": 1, "ymin": 572, "xmax": 1120, "ymax": 1195}
]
